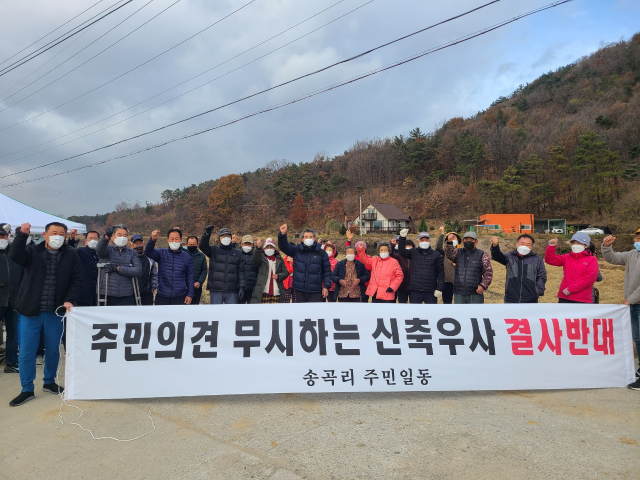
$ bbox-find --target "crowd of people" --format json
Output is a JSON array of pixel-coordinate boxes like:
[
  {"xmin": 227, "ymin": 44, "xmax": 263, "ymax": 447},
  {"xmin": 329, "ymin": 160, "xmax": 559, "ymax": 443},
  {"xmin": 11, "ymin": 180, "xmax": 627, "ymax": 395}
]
[{"xmin": 1, "ymin": 220, "xmax": 639, "ymax": 407}]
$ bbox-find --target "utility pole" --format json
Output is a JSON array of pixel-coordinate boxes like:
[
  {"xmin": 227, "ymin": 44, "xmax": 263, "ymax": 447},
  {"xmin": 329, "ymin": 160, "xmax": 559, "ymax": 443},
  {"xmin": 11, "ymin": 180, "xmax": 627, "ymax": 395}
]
[{"xmin": 359, "ymin": 196, "xmax": 362, "ymax": 238}]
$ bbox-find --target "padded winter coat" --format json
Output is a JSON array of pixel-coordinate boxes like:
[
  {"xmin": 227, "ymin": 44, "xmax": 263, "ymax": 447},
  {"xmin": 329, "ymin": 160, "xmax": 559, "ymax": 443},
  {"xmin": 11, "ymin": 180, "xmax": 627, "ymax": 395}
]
[
  {"xmin": 240, "ymin": 248, "xmax": 259, "ymax": 290},
  {"xmin": 545, "ymin": 245, "xmax": 598, "ymax": 303},
  {"xmin": 76, "ymin": 246, "xmax": 99, "ymax": 304},
  {"xmin": 96, "ymin": 236, "xmax": 142, "ymax": 298},
  {"xmin": 356, "ymin": 247, "xmax": 404, "ymax": 301},
  {"xmin": 330, "ymin": 259, "xmax": 370, "ymax": 298},
  {"xmin": 145, "ymin": 240, "xmax": 195, "ymax": 298},
  {"xmin": 0, "ymin": 245, "xmax": 23, "ymax": 307},
  {"xmin": 398, "ymin": 236, "xmax": 444, "ymax": 292},
  {"xmin": 278, "ymin": 234, "xmax": 331, "ymax": 293},
  {"xmin": 186, "ymin": 248, "xmax": 208, "ymax": 286},
  {"xmin": 199, "ymin": 233, "xmax": 245, "ymax": 293},
  {"xmin": 9, "ymin": 231, "xmax": 83, "ymax": 317}
]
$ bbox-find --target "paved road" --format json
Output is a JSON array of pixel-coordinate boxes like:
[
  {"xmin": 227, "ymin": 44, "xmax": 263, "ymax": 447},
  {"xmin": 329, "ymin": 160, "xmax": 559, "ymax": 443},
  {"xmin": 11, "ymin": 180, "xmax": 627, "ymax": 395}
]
[{"xmin": 0, "ymin": 360, "xmax": 638, "ymax": 480}]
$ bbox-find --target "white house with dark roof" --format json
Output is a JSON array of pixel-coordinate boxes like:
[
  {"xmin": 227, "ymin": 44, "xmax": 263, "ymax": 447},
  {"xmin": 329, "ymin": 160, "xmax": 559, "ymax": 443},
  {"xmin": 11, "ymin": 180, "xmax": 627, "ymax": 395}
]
[{"xmin": 349, "ymin": 202, "xmax": 412, "ymax": 234}]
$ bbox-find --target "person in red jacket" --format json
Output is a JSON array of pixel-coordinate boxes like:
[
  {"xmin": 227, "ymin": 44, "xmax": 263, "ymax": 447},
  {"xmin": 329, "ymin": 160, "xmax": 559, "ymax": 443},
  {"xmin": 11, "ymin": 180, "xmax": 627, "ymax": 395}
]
[
  {"xmin": 324, "ymin": 242, "xmax": 339, "ymax": 302},
  {"xmin": 545, "ymin": 232, "xmax": 599, "ymax": 303},
  {"xmin": 282, "ymin": 255, "xmax": 294, "ymax": 303},
  {"xmin": 356, "ymin": 241, "xmax": 403, "ymax": 303}
]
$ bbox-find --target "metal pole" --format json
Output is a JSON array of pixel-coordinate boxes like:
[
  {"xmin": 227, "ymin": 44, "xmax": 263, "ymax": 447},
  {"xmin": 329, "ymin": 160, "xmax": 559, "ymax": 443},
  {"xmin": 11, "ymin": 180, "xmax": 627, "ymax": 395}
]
[{"xmin": 359, "ymin": 196, "xmax": 362, "ymax": 238}]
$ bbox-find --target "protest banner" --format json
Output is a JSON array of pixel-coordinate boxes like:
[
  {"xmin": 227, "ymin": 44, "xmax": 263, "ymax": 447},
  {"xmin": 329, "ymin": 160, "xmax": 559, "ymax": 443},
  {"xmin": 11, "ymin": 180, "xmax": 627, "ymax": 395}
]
[{"xmin": 64, "ymin": 303, "xmax": 635, "ymax": 400}]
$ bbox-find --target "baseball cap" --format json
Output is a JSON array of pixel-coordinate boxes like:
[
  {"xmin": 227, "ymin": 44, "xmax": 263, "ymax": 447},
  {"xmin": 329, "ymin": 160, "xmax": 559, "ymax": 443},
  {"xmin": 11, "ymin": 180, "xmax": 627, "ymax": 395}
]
[
  {"xmin": 570, "ymin": 232, "xmax": 590, "ymax": 246},
  {"xmin": 463, "ymin": 231, "xmax": 477, "ymax": 240},
  {"xmin": 418, "ymin": 231, "xmax": 430, "ymax": 239},
  {"xmin": 131, "ymin": 234, "xmax": 143, "ymax": 242}
]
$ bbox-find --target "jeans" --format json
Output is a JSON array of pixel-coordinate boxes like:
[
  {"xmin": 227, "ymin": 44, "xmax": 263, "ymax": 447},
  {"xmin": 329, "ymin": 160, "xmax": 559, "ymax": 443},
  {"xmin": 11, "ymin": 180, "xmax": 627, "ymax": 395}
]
[
  {"xmin": 454, "ymin": 293, "xmax": 484, "ymax": 304},
  {"xmin": 630, "ymin": 304, "xmax": 640, "ymax": 369},
  {"xmin": 210, "ymin": 291, "xmax": 238, "ymax": 304},
  {"xmin": 409, "ymin": 291, "xmax": 437, "ymax": 304},
  {"xmin": 0, "ymin": 306, "xmax": 19, "ymax": 365},
  {"xmin": 18, "ymin": 311, "xmax": 64, "ymax": 392}
]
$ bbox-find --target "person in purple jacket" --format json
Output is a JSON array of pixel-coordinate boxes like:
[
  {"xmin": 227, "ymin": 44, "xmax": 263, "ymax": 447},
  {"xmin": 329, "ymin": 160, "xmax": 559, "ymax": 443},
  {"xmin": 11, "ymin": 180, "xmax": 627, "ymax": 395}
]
[{"xmin": 145, "ymin": 228, "xmax": 194, "ymax": 305}]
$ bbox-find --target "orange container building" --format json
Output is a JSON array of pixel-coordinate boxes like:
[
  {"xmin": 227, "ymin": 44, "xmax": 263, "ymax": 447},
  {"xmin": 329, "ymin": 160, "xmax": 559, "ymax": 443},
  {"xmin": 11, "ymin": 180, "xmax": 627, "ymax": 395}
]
[{"xmin": 476, "ymin": 214, "xmax": 534, "ymax": 234}]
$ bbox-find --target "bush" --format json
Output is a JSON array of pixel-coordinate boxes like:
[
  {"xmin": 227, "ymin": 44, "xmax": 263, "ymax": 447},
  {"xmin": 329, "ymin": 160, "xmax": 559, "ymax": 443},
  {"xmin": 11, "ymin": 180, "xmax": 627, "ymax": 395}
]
[
  {"xmin": 418, "ymin": 219, "xmax": 428, "ymax": 232},
  {"xmin": 339, "ymin": 224, "xmax": 347, "ymax": 235}
]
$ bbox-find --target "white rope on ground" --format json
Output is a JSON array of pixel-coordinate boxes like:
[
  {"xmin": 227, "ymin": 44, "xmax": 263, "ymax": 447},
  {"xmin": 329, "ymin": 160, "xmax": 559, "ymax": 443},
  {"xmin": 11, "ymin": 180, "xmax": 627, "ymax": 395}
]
[{"xmin": 53, "ymin": 307, "xmax": 156, "ymax": 441}]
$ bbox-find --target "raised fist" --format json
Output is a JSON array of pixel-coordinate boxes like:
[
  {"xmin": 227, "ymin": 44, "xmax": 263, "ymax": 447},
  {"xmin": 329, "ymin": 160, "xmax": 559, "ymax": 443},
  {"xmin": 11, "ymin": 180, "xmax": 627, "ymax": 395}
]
[
  {"xmin": 491, "ymin": 236, "xmax": 500, "ymax": 247},
  {"xmin": 205, "ymin": 225, "xmax": 215, "ymax": 235},
  {"xmin": 439, "ymin": 226, "xmax": 445, "ymax": 234},
  {"xmin": 231, "ymin": 234, "xmax": 238, "ymax": 244},
  {"xmin": 548, "ymin": 238, "xmax": 558, "ymax": 246},
  {"xmin": 256, "ymin": 238, "xmax": 263, "ymax": 249},
  {"xmin": 280, "ymin": 224, "xmax": 288, "ymax": 235},
  {"xmin": 602, "ymin": 235, "xmax": 615, "ymax": 247},
  {"xmin": 346, "ymin": 229, "xmax": 353, "ymax": 242},
  {"xmin": 151, "ymin": 229, "xmax": 161, "ymax": 241},
  {"xmin": 399, "ymin": 228, "xmax": 409, "ymax": 238},
  {"xmin": 20, "ymin": 223, "xmax": 31, "ymax": 235},
  {"xmin": 69, "ymin": 229, "xmax": 77, "ymax": 239},
  {"xmin": 105, "ymin": 226, "xmax": 115, "ymax": 239}
]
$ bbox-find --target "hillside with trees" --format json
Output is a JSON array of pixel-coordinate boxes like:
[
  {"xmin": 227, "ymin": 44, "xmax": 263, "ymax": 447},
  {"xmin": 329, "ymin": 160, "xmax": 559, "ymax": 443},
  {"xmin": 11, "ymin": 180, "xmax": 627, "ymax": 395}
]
[{"xmin": 71, "ymin": 34, "xmax": 640, "ymax": 236}]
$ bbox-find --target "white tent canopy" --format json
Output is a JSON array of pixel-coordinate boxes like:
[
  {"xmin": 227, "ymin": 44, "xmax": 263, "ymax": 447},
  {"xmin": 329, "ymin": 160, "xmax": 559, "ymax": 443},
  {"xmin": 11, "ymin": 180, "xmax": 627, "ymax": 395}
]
[{"xmin": 0, "ymin": 192, "xmax": 86, "ymax": 235}]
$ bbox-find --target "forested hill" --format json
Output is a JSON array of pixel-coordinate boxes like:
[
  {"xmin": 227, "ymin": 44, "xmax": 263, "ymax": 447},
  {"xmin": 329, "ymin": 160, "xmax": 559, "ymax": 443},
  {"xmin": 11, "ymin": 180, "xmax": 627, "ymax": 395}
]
[{"xmin": 71, "ymin": 34, "xmax": 640, "ymax": 235}]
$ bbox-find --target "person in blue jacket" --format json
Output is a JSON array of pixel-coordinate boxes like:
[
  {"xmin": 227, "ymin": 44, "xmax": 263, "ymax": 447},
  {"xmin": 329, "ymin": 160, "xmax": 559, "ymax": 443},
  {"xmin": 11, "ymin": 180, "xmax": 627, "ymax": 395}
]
[
  {"xmin": 277, "ymin": 223, "xmax": 331, "ymax": 303},
  {"xmin": 145, "ymin": 228, "xmax": 194, "ymax": 305}
]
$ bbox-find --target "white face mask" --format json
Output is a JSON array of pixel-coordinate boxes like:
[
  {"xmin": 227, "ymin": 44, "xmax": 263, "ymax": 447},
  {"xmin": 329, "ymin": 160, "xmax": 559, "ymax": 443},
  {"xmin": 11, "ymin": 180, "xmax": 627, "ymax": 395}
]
[
  {"xmin": 346, "ymin": 254, "xmax": 355, "ymax": 262},
  {"xmin": 220, "ymin": 237, "xmax": 231, "ymax": 246},
  {"xmin": 325, "ymin": 250, "xmax": 333, "ymax": 257},
  {"xmin": 517, "ymin": 246, "xmax": 531, "ymax": 256},
  {"xmin": 452, "ymin": 240, "xmax": 458, "ymax": 247},
  {"xmin": 304, "ymin": 238, "xmax": 314, "ymax": 247},
  {"xmin": 571, "ymin": 244, "xmax": 585, "ymax": 254},
  {"xmin": 169, "ymin": 242, "xmax": 181, "ymax": 251},
  {"xmin": 0, "ymin": 239, "xmax": 8, "ymax": 250},
  {"xmin": 114, "ymin": 236, "xmax": 128, "ymax": 248},
  {"xmin": 419, "ymin": 241, "xmax": 430, "ymax": 250},
  {"xmin": 264, "ymin": 248, "xmax": 275, "ymax": 257},
  {"xmin": 48, "ymin": 235, "xmax": 65, "ymax": 250},
  {"xmin": 87, "ymin": 239, "xmax": 98, "ymax": 249},
  {"xmin": 379, "ymin": 252, "xmax": 389, "ymax": 259},
  {"xmin": 242, "ymin": 246, "xmax": 252, "ymax": 253}
]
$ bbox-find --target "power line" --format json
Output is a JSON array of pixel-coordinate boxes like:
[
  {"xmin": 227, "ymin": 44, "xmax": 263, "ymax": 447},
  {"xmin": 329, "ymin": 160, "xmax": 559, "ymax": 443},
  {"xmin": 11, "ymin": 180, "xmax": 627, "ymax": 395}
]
[
  {"xmin": 0, "ymin": 0, "xmax": 505, "ymax": 179},
  {"xmin": 0, "ymin": 0, "xmax": 182, "ymax": 107},
  {"xmin": 0, "ymin": 0, "xmax": 257, "ymax": 114},
  {"xmin": 0, "ymin": 1, "xmax": 133, "ymax": 78},
  {"xmin": 0, "ymin": 0, "xmax": 109, "ymax": 68},
  {"xmin": 1, "ymin": 0, "xmax": 573, "ymax": 189},
  {"xmin": 0, "ymin": 0, "xmax": 362, "ymax": 164}
]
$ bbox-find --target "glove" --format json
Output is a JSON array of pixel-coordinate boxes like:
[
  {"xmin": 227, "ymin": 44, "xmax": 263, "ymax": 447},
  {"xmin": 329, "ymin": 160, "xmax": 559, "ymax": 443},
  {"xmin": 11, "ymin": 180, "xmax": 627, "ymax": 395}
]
[
  {"xmin": 386, "ymin": 287, "xmax": 394, "ymax": 293},
  {"xmin": 205, "ymin": 225, "xmax": 215, "ymax": 235},
  {"xmin": 399, "ymin": 228, "xmax": 409, "ymax": 238},
  {"xmin": 237, "ymin": 289, "xmax": 245, "ymax": 302},
  {"xmin": 105, "ymin": 226, "xmax": 115, "ymax": 239},
  {"xmin": 434, "ymin": 290, "xmax": 442, "ymax": 298},
  {"xmin": 103, "ymin": 264, "xmax": 118, "ymax": 273},
  {"xmin": 563, "ymin": 288, "xmax": 571, "ymax": 296}
]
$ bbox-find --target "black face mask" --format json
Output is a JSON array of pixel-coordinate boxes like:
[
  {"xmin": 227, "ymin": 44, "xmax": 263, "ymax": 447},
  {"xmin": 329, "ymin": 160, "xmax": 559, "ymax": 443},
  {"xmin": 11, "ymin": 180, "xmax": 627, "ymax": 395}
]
[
  {"xmin": 463, "ymin": 241, "xmax": 475, "ymax": 251},
  {"xmin": 187, "ymin": 246, "xmax": 198, "ymax": 254},
  {"xmin": 134, "ymin": 246, "xmax": 144, "ymax": 255}
]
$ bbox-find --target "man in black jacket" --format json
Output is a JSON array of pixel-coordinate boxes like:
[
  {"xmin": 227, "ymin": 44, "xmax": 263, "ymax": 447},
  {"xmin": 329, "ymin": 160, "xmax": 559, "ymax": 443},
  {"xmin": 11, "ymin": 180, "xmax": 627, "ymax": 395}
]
[
  {"xmin": 185, "ymin": 235, "xmax": 207, "ymax": 305},
  {"xmin": 399, "ymin": 229, "xmax": 445, "ymax": 304},
  {"xmin": 199, "ymin": 226, "xmax": 245, "ymax": 304},
  {"xmin": 0, "ymin": 223, "xmax": 22, "ymax": 373},
  {"xmin": 75, "ymin": 230, "xmax": 100, "ymax": 306},
  {"xmin": 490, "ymin": 234, "xmax": 547, "ymax": 303},
  {"xmin": 9, "ymin": 222, "xmax": 83, "ymax": 407}
]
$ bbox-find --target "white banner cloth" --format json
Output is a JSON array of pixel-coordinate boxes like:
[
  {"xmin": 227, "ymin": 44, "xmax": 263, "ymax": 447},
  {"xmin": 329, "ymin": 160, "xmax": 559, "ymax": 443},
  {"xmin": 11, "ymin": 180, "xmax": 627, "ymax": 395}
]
[{"xmin": 64, "ymin": 303, "xmax": 635, "ymax": 400}]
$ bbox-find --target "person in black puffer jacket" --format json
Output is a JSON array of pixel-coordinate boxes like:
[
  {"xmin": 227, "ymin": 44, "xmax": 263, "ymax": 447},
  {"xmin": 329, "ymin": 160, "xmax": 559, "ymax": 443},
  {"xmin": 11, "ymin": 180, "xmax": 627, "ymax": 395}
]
[
  {"xmin": 199, "ymin": 226, "xmax": 245, "ymax": 304},
  {"xmin": 398, "ymin": 229, "xmax": 445, "ymax": 304},
  {"xmin": 9, "ymin": 221, "xmax": 83, "ymax": 407},
  {"xmin": 184, "ymin": 235, "xmax": 207, "ymax": 305},
  {"xmin": 277, "ymin": 223, "xmax": 331, "ymax": 303},
  {"xmin": 0, "ymin": 223, "xmax": 23, "ymax": 373},
  {"xmin": 239, "ymin": 234, "xmax": 259, "ymax": 304},
  {"xmin": 95, "ymin": 225, "xmax": 142, "ymax": 306}
]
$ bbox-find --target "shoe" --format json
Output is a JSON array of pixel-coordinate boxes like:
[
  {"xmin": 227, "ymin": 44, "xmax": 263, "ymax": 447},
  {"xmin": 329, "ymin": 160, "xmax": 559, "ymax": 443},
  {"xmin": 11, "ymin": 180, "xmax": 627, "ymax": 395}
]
[
  {"xmin": 36, "ymin": 355, "xmax": 44, "ymax": 366},
  {"xmin": 9, "ymin": 391, "xmax": 35, "ymax": 407},
  {"xmin": 628, "ymin": 379, "xmax": 640, "ymax": 391},
  {"xmin": 636, "ymin": 367, "xmax": 640, "ymax": 378},
  {"xmin": 43, "ymin": 383, "xmax": 64, "ymax": 394},
  {"xmin": 4, "ymin": 364, "xmax": 19, "ymax": 373}
]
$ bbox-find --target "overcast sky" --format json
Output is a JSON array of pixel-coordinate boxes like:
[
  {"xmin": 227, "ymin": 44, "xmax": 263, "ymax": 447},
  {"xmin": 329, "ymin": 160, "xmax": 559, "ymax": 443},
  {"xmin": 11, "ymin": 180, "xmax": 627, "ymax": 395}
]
[{"xmin": 0, "ymin": 0, "xmax": 637, "ymax": 217}]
